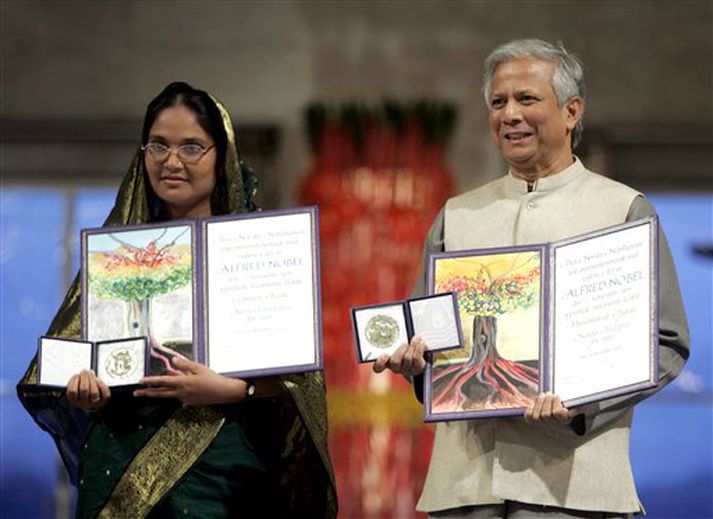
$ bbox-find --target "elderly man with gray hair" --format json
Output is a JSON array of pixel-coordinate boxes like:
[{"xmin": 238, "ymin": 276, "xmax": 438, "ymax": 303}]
[{"xmin": 373, "ymin": 39, "xmax": 689, "ymax": 518}]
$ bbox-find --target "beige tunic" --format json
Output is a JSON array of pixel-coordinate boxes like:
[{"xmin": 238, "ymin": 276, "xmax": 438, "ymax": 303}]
[{"xmin": 415, "ymin": 158, "xmax": 690, "ymax": 514}]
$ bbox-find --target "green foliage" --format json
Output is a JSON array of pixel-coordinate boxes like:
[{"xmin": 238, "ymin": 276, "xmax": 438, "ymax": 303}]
[{"xmin": 89, "ymin": 264, "xmax": 192, "ymax": 302}]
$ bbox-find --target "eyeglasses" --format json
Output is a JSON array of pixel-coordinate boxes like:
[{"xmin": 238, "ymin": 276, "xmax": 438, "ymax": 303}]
[{"xmin": 141, "ymin": 142, "xmax": 215, "ymax": 165}]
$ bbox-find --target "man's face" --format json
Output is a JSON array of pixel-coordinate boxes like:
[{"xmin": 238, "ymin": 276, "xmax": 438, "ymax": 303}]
[{"xmin": 487, "ymin": 58, "xmax": 580, "ymax": 177}]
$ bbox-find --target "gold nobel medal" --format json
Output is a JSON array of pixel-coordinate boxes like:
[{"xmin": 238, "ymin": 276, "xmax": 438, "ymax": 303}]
[{"xmin": 365, "ymin": 314, "xmax": 400, "ymax": 349}]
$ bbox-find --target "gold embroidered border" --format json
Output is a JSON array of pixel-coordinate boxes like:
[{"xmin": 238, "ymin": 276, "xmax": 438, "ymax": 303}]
[{"xmin": 98, "ymin": 406, "xmax": 225, "ymax": 518}]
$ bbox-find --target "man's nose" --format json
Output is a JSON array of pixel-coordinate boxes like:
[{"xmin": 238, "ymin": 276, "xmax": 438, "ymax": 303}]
[{"xmin": 503, "ymin": 100, "xmax": 522, "ymax": 123}]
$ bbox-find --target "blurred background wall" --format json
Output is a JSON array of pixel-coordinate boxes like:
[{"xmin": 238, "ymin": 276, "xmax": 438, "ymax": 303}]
[{"xmin": 1, "ymin": 1, "xmax": 711, "ymax": 518}]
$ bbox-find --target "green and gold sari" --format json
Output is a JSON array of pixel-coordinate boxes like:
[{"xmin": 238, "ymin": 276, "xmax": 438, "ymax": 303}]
[{"xmin": 17, "ymin": 95, "xmax": 337, "ymax": 518}]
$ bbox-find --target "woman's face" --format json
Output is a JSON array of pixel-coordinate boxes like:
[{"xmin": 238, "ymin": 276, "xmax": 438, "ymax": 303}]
[{"xmin": 145, "ymin": 104, "xmax": 217, "ymax": 219}]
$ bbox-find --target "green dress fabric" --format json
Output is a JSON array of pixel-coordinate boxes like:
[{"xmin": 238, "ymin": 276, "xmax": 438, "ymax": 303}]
[
  {"xmin": 17, "ymin": 90, "xmax": 337, "ymax": 518},
  {"xmin": 75, "ymin": 398, "xmax": 277, "ymax": 518}
]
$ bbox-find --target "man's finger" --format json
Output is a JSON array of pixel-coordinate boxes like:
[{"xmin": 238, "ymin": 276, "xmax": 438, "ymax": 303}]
[
  {"xmin": 524, "ymin": 398, "xmax": 535, "ymax": 423},
  {"xmin": 531, "ymin": 393, "xmax": 546, "ymax": 421},
  {"xmin": 389, "ymin": 343, "xmax": 408, "ymax": 368},
  {"xmin": 413, "ymin": 355, "xmax": 427, "ymax": 375},
  {"xmin": 410, "ymin": 336, "xmax": 427, "ymax": 375},
  {"xmin": 538, "ymin": 393, "xmax": 553, "ymax": 421},
  {"xmin": 413, "ymin": 335, "xmax": 427, "ymax": 357},
  {"xmin": 552, "ymin": 396, "xmax": 571, "ymax": 424},
  {"xmin": 553, "ymin": 408, "xmax": 571, "ymax": 424},
  {"xmin": 373, "ymin": 355, "xmax": 389, "ymax": 374},
  {"xmin": 401, "ymin": 346, "xmax": 415, "ymax": 375}
]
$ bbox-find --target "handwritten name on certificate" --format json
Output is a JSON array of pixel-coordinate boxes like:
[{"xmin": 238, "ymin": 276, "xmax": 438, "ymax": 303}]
[
  {"xmin": 205, "ymin": 212, "xmax": 318, "ymax": 375},
  {"xmin": 552, "ymin": 222, "xmax": 655, "ymax": 403}
]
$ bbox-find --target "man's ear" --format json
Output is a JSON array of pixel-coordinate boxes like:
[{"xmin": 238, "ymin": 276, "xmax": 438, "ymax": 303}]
[{"xmin": 565, "ymin": 96, "xmax": 584, "ymax": 131}]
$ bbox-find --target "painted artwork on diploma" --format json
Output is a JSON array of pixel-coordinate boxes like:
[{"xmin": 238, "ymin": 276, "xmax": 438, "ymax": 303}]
[
  {"xmin": 83, "ymin": 224, "xmax": 195, "ymax": 375},
  {"xmin": 426, "ymin": 248, "xmax": 545, "ymax": 420}
]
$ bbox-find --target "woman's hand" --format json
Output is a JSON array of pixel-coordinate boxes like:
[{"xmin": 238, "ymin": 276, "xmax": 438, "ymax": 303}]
[
  {"xmin": 134, "ymin": 356, "xmax": 248, "ymax": 406},
  {"xmin": 372, "ymin": 335, "xmax": 427, "ymax": 377},
  {"xmin": 524, "ymin": 392, "xmax": 577, "ymax": 424},
  {"xmin": 67, "ymin": 369, "xmax": 111, "ymax": 412}
]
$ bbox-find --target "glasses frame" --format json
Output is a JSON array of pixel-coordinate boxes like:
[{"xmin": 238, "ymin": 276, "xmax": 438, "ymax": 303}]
[{"xmin": 141, "ymin": 142, "xmax": 215, "ymax": 165}]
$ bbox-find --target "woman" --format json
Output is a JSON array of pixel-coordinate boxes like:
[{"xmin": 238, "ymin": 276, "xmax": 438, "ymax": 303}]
[{"xmin": 17, "ymin": 82, "xmax": 337, "ymax": 518}]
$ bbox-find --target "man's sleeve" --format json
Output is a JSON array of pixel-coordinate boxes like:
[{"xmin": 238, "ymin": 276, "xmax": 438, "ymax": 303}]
[
  {"xmin": 410, "ymin": 208, "xmax": 446, "ymax": 403},
  {"xmin": 570, "ymin": 194, "xmax": 691, "ymax": 436}
]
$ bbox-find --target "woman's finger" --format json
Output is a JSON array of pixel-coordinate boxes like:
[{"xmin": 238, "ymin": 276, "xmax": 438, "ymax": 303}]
[
  {"xmin": 140, "ymin": 375, "xmax": 180, "ymax": 388},
  {"xmin": 66, "ymin": 374, "xmax": 80, "ymax": 402},
  {"xmin": 78, "ymin": 371, "xmax": 91, "ymax": 402},
  {"xmin": 171, "ymin": 356, "xmax": 200, "ymax": 374},
  {"xmin": 97, "ymin": 378, "xmax": 111, "ymax": 402},
  {"xmin": 134, "ymin": 387, "xmax": 178, "ymax": 399},
  {"xmin": 87, "ymin": 373, "xmax": 101, "ymax": 403}
]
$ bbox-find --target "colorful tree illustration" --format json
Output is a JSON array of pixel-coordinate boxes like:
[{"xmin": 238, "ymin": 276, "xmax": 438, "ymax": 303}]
[
  {"xmin": 432, "ymin": 253, "xmax": 541, "ymax": 411},
  {"xmin": 88, "ymin": 228, "xmax": 191, "ymax": 374}
]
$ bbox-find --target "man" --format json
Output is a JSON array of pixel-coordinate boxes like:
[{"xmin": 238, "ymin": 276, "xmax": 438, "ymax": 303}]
[{"xmin": 374, "ymin": 39, "xmax": 689, "ymax": 518}]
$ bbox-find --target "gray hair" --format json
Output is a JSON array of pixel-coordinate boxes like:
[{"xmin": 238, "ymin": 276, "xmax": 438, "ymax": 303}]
[{"xmin": 482, "ymin": 39, "xmax": 586, "ymax": 149}]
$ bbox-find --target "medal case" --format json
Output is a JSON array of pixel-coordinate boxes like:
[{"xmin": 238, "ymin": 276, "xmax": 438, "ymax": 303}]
[
  {"xmin": 37, "ymin": 336, "xmax": 149, "ymax": 389},
  {"xmin": 351, "ymin": 292, "xmax": 464, "ymax": 363}
]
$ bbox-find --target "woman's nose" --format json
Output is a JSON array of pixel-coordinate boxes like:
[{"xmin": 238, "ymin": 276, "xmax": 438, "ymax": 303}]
[{"xmin": 164, "ymin": 149, "xmax": 183, "ymax": 169}]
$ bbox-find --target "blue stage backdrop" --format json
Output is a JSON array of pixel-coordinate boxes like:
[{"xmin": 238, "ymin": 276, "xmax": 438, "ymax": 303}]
[{"xmin": 1, "ymin": 188, "xmax": 711, "ymax": 518}]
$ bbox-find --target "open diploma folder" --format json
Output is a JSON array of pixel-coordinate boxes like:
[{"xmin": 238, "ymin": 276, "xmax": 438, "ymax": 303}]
[
  {"xmin": 51, "ymin": 207, "xmax": 323, "ymax": 382},
  {"xmin": 424, "ymin": 217, "xmax": 658, "ymax": 422}
]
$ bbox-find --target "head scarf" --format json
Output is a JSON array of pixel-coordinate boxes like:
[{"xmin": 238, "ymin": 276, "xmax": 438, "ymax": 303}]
[{"xmin": 17, "ymin": 86, "xmax": 335, "ymax": 516}]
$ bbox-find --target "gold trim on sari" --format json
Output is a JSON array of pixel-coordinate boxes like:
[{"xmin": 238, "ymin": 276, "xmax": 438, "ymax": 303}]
[{"xmin": 98, "ymin": 406, "xmax": 225, "ymax": 518}]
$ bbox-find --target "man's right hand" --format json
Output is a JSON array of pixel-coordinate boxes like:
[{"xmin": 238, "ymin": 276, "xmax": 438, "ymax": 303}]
[
  {"xmin": 373, "ymin": 335, "xmax": 427, "ymax": 377},
  {"xmin": 67, "ymin": 369, "xmax": 111, "ymax": 412}
]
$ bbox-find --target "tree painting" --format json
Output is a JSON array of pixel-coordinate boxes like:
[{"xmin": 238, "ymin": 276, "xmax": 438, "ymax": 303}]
[
  {"xmin": 431, "ymin": 251, "xmax": 541, "ymax": 413},
  {"xmin": 87, "ymin": 226, "xmax": 193, "ymax": 374}
]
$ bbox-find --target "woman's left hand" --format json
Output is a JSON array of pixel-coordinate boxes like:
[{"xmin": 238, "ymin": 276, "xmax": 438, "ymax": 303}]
[{"xmin": 134, "ymin": 356, "xmax": 248, "ymax": 406}]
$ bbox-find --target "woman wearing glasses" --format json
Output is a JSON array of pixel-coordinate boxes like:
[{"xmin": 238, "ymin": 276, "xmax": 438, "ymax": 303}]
[{"xmin": 18, "ymin": 82, "xmax": 337, "ymax": 518}]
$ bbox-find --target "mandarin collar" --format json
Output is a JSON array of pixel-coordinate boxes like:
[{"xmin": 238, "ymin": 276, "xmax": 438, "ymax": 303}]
[{"xmin": 504, "ymin": 157, "xmax": 585, "ymax": 196}]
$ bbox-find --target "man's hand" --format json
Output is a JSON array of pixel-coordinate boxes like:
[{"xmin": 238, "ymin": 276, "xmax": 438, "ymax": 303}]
[
  {"xmin": 524, "ymin": 392, "xmax": 576, "ymax": 424},
  {"xmin": 134, "ymin": 356, "xmax": 247, "ymax": 406},
  {"xmin": 373, "ymin": 335, "xmax": 427, "ymax": 377},
  {"xmin": 67, "ymin": 369, "xmax": 111, "ymax": 412}
]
